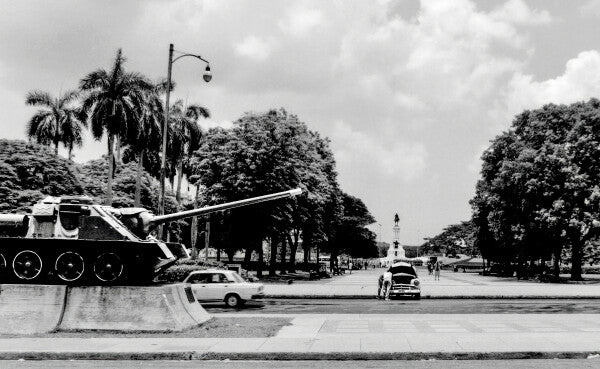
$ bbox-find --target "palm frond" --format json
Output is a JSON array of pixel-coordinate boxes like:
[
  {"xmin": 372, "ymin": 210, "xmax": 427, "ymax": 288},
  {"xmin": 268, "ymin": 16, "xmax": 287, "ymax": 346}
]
[
  {"xmin": 79, "ymin": 69, "xmax": 110, "ymax": 90},
  {"xmin": 186, "ymin": 104, "xmax": 210, "ymax": 120},
  {"xmin": 58, "ymin": 90, "xmax": 80, "ymax": 108},
  {"xmin": 25, "ymin": 90, "xmax": 53, "ymax": 107},
  {"xmin": 110, "ymin": 49, "xmax": 125, "ymax": 85}
]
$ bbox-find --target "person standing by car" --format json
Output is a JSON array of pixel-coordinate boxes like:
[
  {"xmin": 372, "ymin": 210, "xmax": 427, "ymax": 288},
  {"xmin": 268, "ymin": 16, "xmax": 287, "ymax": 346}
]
[
  {"xmin": 382, "ymin": 269, "xmax": 393, "ymax": 300},
  {"xmin": 434, "ymin": 261, "xmax": 441, "ymax": 281},
  {"xmin": 377, "ymin": 274, "xmax": 384, "ymax": 299}
]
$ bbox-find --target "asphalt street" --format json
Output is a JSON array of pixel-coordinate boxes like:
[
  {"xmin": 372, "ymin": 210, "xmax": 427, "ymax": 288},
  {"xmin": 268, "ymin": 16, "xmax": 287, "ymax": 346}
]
[
  {"xmin": 202, "ymin": 298, "xmax": 600, "ymax": 314},
  {"xmin": 2, "ymin": 359, "xmax": 599, "ymax": 368}
]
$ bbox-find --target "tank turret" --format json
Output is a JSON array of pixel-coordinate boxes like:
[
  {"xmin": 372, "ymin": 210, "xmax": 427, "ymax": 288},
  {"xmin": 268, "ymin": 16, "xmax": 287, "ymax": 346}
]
[{"xmin": 0, "ymin": 189, "xmax": 301, "ymax": 285}]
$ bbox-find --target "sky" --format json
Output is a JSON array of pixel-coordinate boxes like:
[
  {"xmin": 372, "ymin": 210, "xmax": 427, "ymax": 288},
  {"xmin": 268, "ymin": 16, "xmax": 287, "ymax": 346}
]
[{"xmin": 2, "ymin": 0, "xmax": 600, "ymax": 245}]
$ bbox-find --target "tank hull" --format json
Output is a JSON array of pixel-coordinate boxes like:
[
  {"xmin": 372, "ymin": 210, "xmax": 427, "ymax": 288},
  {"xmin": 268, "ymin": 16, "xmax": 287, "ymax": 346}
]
[{"xmin": 0, "ymin": 238, "xmax": 176, "ymax": 285}]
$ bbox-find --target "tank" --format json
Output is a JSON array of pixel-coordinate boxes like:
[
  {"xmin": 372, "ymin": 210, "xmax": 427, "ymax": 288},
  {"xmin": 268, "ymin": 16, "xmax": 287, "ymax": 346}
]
[{"xmin": 0, "ymin": 188, "xmax": 301, "ymax": 285}]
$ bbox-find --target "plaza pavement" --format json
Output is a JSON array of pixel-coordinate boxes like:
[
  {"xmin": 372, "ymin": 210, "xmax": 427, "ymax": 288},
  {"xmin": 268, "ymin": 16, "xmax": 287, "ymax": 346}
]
[
  {"xmin": 263, "ymin": 267, "xmax": 600, "ymax": 298},
  {"xmin": 1, "ymin": 313, "xmax": 600, "ymax": 360},
  {"xmin": 3, "ymin": 270, "xmax": 600, "ymax": 360}
]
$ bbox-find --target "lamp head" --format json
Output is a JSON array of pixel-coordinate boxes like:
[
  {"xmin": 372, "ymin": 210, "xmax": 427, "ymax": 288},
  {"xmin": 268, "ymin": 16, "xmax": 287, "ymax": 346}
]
[{"xmin": 203, "ymin": 65, "xmax": 212, "ymax": 83}]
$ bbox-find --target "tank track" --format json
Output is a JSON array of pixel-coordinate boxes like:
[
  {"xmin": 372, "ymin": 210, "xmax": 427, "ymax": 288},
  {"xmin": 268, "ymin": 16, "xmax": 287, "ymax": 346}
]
[{"xmin": 0, "ymin": 238, "xmax": 161, "ymax": 285}]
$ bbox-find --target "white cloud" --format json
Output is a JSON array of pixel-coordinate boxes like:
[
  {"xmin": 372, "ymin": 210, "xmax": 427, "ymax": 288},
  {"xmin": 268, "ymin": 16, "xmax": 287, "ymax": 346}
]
[
  {"xmin": 580, "ymin": 0, "xmax": 600, "ymax": 17},
  {"xmin": 279, "ymin": 7, "xmax": 323, "ymax": 37},
  {"xmin": 199, "ymin": 119, "xmax": 233, "ymax": 130},
  {"xmin": 234, "ymin": 35, "xmax": 271, "ymax": 61},
  {"xmin": 394, "ymin": 91, "xmax": 426, "ymax": 110},
  {"xmin": 502, "ymin": 50, "xmax": 600, "ymax": 119},
  {"xmin": 331, "ymin": 121, "xmax": 427, "ymax": 182},
  {"xmin": 490, "ymin": 0, "xmax": 553, "ymax": 25}
]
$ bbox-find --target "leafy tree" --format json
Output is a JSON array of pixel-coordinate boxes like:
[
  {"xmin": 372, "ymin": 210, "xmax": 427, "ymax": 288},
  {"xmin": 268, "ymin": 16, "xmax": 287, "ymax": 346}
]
[
  {"xmin": 325, "ymin": 192, "xmax": 378, "ymax": 268},
  {"xmin": 422, "ymin": 221, "xmax": 476, "ymax": 257},
  {"xmin": 25, "ymin": 90, "xmax": 84, "ymax": 159},
  {"xmin": 471, "ymin": 100, "xmax": 600, "ymax": 280},
  {"xmin": 0, "ymin": 140, "xmax": 83, "ymax": 212},
  {"xmin": 168, "ymin": 99, "xmax": 209, "ymax": 203},
  {"xmin": 79, "ymin": 49, "xmax": 151, "ymax": 205},
  {"xmin": 125, "ymin": 80, "xmax": 167, "ymax": 207}
]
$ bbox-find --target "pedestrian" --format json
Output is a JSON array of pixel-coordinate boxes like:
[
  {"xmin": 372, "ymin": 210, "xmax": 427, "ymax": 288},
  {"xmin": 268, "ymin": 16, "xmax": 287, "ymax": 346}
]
[
  {"xmin": 382, "ymin": 268, "xmax": 393, "ymax": 300},
  {"xmin": 434, "ymin": 261, "xmax": 441, "ymax": 281},
  {"xmin": 377, "ymin": 274, "xmax": 384, "ymax": 299},
  {"xmin": 348, "ymin": 260, "xmax": 353, "ymax": 274},
  {"xmin": 427, "ymin": 262, "xmax": 433, "ymax": 275}
]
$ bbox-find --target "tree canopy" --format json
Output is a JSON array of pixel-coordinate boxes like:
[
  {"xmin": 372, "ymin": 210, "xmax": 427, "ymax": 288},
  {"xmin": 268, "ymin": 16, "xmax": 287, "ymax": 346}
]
[{"xmin": 471, "ymin": 99, "xmax": 600, "ymax": 280}]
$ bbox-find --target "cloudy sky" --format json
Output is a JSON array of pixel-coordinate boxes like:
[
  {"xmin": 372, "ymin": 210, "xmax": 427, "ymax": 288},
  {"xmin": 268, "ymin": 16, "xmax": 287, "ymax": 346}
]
[{"xmin": 2, "ymin": 0, "xmax": 600, "ymax": 245}]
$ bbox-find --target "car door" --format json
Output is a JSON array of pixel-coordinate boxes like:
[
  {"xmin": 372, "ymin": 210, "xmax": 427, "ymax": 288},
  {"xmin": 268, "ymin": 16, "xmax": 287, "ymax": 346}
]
[
  {"xmin": 204, "ymin": 272, "xmax": 231, "ymax": 301},
  {"xmin": 188, "ymin": 273, "xmax": 212, "ymax": 301}
]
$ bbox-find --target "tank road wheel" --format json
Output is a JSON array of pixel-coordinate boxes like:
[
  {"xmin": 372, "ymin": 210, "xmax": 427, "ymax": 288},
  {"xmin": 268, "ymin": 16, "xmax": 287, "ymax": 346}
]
[
  {"xmin": 0, "ymin": 253, "xmax": 6, "ymax": 276},
  {"xmin": 55, "ymin": 252, "xmax": 85, "ymax": 282},
  {"xmin": 12, "ymin": 250, "xmax": 43, "ymax": 281},
  {"xmin": 93, "ymin": 253, "xmax": 124, "ymax": 283}
]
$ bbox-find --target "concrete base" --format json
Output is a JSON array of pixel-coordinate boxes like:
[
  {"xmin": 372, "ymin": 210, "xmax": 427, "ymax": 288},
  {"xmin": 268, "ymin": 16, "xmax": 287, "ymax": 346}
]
[
  {"xmin": 0, "ymin": 284, "xmax": 66, "ymax": 335},
  {"xmin": 0, "ymin": 284, "xmax": 210, "ymax": 334}
]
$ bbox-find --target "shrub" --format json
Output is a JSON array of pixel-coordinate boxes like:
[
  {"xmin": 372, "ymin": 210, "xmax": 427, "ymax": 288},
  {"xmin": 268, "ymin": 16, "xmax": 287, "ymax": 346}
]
[{"xmin": 155, "ymin": 259, "xmax": 225, "ymax": 283}]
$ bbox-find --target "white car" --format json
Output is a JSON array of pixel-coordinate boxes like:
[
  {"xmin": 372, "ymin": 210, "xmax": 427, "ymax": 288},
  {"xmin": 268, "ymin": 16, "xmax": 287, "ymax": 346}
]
[{"xmin": 183, "ymin": 269, "xmax": 264, "ymax": 307}]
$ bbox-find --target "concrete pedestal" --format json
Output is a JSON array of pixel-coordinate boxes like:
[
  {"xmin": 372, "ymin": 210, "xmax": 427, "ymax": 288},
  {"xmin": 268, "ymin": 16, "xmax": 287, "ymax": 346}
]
[{"xmin": 0, "ymin": 284, "xmax": 210, "ymax": 334}]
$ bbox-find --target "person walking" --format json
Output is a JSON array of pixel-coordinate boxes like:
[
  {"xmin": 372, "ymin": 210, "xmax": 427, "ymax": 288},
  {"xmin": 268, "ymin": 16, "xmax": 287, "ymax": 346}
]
[
  {"xmin": 427, "ymin": 262, "xmax": 433, "ymax": 275},
  {"xmin": 382, "ymin": 269, "xmax": 393, "ymax": 300},
  {"xmin": 434, "ymin": 261, "xmax": 441, "ymax": 281},
  {"xmin": 348, "ymin": 260, "xmax": 353, "ymax": 274}
]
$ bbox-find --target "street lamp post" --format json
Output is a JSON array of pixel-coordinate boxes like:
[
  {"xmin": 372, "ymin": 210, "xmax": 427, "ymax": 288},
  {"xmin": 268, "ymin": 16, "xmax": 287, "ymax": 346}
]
[{"xmin": 158, "ymin": 43, "xmax": 211, "ymax": 239}]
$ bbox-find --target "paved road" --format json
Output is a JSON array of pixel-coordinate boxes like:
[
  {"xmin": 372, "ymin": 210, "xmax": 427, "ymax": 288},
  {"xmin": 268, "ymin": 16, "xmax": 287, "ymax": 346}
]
[
  {"xmin": 203, "ymin": 298, "xmax": 600, "ymax": 314},
  {"xmin": 2, "ymin": 359, "xmax": 599, "ymax": 368}
]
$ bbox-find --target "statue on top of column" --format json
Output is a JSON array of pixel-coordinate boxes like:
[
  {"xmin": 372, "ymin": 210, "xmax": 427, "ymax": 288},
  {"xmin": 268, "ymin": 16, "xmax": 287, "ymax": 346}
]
[{"xmin": 394, "ymin": 213, "xmax": 400, "ymax": 226}]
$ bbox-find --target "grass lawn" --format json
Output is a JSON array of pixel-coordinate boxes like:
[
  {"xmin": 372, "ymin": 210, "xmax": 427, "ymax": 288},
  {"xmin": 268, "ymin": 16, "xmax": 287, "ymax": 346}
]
[{"xmin": 0, "ymin": 317, "xmax": 292, "ymax": 338}]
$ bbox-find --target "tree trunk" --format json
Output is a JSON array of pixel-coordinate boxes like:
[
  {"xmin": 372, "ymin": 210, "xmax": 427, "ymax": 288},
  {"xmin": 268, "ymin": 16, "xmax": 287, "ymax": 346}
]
[
  {"xmin": 176, "ymin": 159, "xmax": 184, "ymax": 203},
  {"xmin": 304, "ymin": 247, "xmax": 309, "ymax": 264},
  {"xmin": 257, "ymin": 243, "xmax": 264, "ymax": 278},
  {"xmin": 288, "ymin": 231, "xmax": 299, "ymax": 273},
  {"xmin": 68, "ymin": 146, "xmax": 73, "ymax": 161},
  {"xmin": 134, "ymin": 149, "xmax": 144, "ymax": 207},
  {"xmin": 329, "ymin": 249, "xmax": 336, "ymax": 271},
  {"xmin": 570, "ymin": 239, "xmax": 584, "ymax": 281},
  {"xmin": 190, "ymin": 184, "xmax": 200, "ymax": 260},
  {"xmin": 54, "ymin": 141, "xmax": 59, "ymax": 155},
  {"xmin": 106, "ymin": 135, "xmax": 114, "ymax": 206},
  {"xmin": 269, "ymin": 235, "xmax": 278, "ymax": 277},
  {"xmin": 280, "ymin": 233, "xmax": 287, "ymax": 274},
  {"xmin": 243, "ymin": 243, "xmax": 253, "ymax": 269},
  {"xmin": 553, "ymin": 247, "xmax": 561, "ymax": 280},
  {"xmin": 115, "ymin": 134, "xmax": 122, "ymax": 163}
]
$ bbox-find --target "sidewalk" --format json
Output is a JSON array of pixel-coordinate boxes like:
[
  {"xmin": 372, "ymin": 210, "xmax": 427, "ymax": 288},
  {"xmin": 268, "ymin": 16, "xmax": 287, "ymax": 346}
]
[
  {"xmin": 263, "ymin": 268, "xmax": 600, "ymax": 298},
  {"xmin": 2, "ymin": 313, "xmax": 600, "ymax": 360}
]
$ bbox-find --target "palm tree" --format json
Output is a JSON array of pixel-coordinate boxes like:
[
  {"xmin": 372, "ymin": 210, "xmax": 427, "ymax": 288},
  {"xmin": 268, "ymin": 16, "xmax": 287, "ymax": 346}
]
[
  {"xmin": 25, "ymin": 90, "xmax": 84, "ymax": 158},
  {"xmin": 79, "ymin": 49, "xmax": 151, "ymax": 205},
  {"xmin": 129, "ymin": 80, "xmax": 167, "ymax": 207},
  {"xmin": 168, "ymin": 99, "xmax": 210, "ymax": 203}
]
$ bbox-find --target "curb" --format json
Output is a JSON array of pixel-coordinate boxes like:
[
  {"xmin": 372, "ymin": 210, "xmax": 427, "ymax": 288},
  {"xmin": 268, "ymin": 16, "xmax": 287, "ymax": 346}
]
[
  {"xmin": 265, "ymin": 295, "xmax": 600, "ymax": 299},
  {"xmin": 1, "ymin": 351, "xmax": 599, "ymax": 361}
]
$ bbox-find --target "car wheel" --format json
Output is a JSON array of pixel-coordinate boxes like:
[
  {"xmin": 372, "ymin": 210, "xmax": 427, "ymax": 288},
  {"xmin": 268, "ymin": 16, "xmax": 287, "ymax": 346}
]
[
  {"xmin": 414, "ymin": 294, "xmax": 421, "ymax": 300},
  {"xmin": 225, "ymin": 293, "xmax": 242, "ymax": 308}
]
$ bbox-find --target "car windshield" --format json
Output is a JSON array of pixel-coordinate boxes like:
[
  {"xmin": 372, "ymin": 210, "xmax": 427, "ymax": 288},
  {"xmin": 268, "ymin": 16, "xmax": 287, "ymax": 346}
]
[
  {"xmin": 229, "ymin": 272, "xmax": 245, "ymax": 283},
  {"xmin": 389, "ymin": 265, "xmax": 417, "ymax": 276}
]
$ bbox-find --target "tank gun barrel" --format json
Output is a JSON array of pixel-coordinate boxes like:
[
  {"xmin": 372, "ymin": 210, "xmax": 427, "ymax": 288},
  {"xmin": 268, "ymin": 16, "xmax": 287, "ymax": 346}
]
[{"xmin": 149, "ymin": 188, "xmax": 302, "ymax": 229}]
